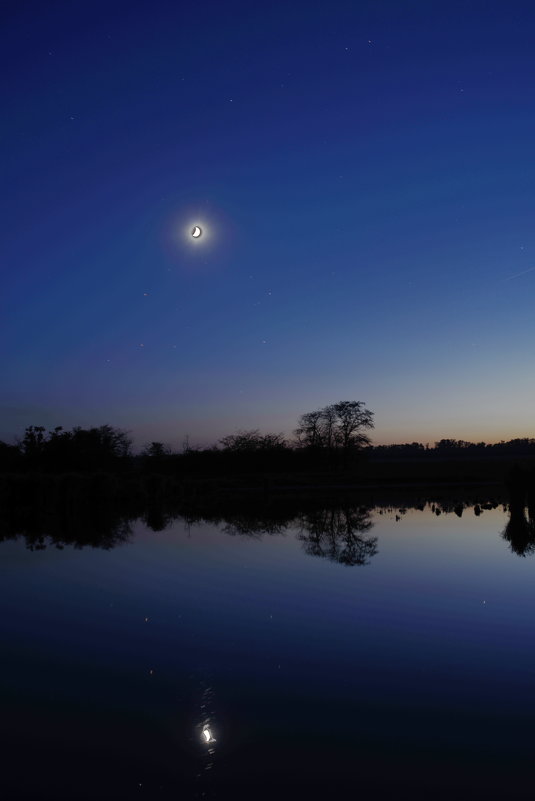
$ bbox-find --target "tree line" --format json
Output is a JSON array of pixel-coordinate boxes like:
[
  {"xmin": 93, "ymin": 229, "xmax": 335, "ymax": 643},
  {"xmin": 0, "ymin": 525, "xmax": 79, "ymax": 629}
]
[
  {"xmin": 1, "ymin": 399, "xmax": 535, "ymax": 475},
  {"xmin": 373, "ymin": 438, "xmax": 535, "ymax": 459},
  {"xmin": 0, "ymin": 424, "xmax": 132, "ymax": 472},
  {"xmin": 0, "ymin": 401, "xmax": 373, "ymax": 474}
]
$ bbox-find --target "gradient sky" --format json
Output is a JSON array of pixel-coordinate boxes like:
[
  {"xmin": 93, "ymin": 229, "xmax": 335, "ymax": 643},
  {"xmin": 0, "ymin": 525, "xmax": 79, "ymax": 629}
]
[{"xmin": 3, "ymin": 0, "xmax": 535, "ymax": 451}]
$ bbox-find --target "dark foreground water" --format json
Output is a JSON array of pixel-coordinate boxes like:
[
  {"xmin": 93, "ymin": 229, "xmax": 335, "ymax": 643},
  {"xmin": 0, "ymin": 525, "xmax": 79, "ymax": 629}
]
[{"xmin": 2, "ymin": 496, "xmax": 535, "ymax": 800}]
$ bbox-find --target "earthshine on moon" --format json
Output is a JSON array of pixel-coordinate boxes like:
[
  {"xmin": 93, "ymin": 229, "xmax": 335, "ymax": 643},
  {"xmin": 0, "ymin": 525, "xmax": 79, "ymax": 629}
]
[{"xmin": 192, "ymin": 226, "xmax": 202, "ymax": 238}]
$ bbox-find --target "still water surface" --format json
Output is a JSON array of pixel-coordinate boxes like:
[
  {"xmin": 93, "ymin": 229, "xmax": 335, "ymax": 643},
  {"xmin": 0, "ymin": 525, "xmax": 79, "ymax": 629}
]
[{"xmin": 2, "ymin": 497, "xmax": 535, "ymax": 799}]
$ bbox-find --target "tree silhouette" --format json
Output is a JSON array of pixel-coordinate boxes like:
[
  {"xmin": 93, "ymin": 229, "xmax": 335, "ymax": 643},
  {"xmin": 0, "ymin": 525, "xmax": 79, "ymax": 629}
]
[
  {"xmin": 14, "ymin": 424, "xmax": 132, "ymax": 471},
  {"xmin": 331, "ymin": 400, "xmax": 374, "ymax": 450},
  {"xmin": 142, "ymin": 441, "xmax": 171, "ymax": 459},
  {"xmin": 219, "ymin": 429, "xmax": 287, "ymax": 451},
  {"xmin": 295, "ymin": 400, "xmax": 374, "ymax": 451},
  {"xmin": 293, "ymin": 410, "xmax": 324, "ymax": 448},
  {"xmin": 19, "ymin": 425, "xmax": 47, "ymax": 464}
]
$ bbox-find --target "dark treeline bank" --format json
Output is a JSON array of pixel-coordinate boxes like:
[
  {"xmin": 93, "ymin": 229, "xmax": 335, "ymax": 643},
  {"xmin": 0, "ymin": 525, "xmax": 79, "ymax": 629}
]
[
  {"xmin": 2, "ymin": 395, "xmax": 535, "ymax": 492},
  {"xmin": 3, "ymin": 422, "xmax": 535, "ymax": 488},
  {"xmin": 2, "ymin": 418, "xmax": 534, "ymax": 556}
]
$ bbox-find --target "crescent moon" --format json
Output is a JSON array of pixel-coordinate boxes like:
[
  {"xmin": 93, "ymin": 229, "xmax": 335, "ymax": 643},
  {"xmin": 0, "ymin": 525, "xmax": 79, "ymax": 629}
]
[{"xmin": 192, "ymin": 226, "xmax": 202, "ymax": 238}]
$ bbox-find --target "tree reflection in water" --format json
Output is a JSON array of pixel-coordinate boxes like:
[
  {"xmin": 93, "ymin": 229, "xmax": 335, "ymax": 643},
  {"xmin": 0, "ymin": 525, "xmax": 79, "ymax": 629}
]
[
  {"xmin": 295, "ymin": 507, "xmax": 377, "ymax": 566},
  {"xmin": 221, "ymin": 516, "xmax": 288, "ymax": 538},
  {"xmin": 5, "ymin": 483, "xmax": 532, "ymax": 564},
  {"xmin": 182, "ymin": 504, "xmax": 377, "ymax": 565},
  {"xmin": 0, "ymin": 508, "xmax": 134, "ymax": 551},
  {"xmin": 501, "ymin": 497, "xmax": 535, "ymax": 557}
]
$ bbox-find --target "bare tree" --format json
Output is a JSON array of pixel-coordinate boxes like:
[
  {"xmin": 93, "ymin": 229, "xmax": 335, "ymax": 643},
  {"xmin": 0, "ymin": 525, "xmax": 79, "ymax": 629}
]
[
  {"xmin": 294, "ymin": 410, "xmax": 324, "ymax": 447},
  {"xmin": 219, "ymin": 430, "xmax": 287, "ymax": 451},
  {"xmin": 332, "ymin": 400, "xmax": 374, "ymax": 450},
  {"xmin": 142, "ymin": 441, "xmax": 171, "ymax": 458},
  {"xmin": 321, "ymin": 404, "xmax": 337, "ymax": 449},
  {"xmin": 294, "ymin": 400, "xmax": 374, "ymax": 451}
]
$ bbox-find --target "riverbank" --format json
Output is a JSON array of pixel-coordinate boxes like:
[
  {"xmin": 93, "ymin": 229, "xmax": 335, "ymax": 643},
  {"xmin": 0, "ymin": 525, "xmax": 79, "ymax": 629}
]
[{"xmin": 1, "ymin": 454, "xmax": 532, "ymax": 502}]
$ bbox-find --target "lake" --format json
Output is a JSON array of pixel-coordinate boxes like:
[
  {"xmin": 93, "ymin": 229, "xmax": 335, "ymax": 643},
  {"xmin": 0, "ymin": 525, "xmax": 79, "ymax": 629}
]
[{"xmin": 2, "ymin": 491, "xmax": 535, "ymax": 799}]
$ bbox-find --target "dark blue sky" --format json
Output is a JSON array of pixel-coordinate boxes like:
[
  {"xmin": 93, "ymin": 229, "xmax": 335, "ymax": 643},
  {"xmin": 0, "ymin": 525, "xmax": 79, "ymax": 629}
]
[{"xmin": 3, "ymin": 1, "xmax": 535, "ymax": 449}]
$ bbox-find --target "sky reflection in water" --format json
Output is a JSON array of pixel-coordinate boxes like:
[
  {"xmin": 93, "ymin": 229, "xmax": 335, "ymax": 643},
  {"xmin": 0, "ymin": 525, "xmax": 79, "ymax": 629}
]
[{"xmin": 2, "ymin": 496, "xmax": 535, "ymax": 799}]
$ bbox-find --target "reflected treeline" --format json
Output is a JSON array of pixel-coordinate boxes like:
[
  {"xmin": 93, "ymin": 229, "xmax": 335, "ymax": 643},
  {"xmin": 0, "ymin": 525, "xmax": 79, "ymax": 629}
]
[
  {"xmin": 2, "ymin": 475, "xmax": 529, "ymax": 563},
  {"xmin": 220, "ymin": 516, "xmax": 288, "ymax": 538},
  {"xmin": 188, "ymin": 504, "xmax": 378, "ymax": 565},
  {"xmin": 0, "ymin": 472, "xmax": 184, "ymax": 551}
]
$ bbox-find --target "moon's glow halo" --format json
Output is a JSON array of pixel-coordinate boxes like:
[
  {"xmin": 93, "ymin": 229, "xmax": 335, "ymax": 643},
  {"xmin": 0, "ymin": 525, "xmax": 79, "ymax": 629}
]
[
  {"xmin": 180, "ymin": 217, "xmax": 211, "ymax": 248},
  {"xmin": 170, "ymin": 210, "xmax": 229, "ymax": 255}
]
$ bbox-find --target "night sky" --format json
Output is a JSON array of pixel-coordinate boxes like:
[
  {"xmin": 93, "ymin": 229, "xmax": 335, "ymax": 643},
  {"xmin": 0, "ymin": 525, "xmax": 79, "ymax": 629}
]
[{"xmin": 4, "ymin": 1, "xmax": 535, "ymax": 450}]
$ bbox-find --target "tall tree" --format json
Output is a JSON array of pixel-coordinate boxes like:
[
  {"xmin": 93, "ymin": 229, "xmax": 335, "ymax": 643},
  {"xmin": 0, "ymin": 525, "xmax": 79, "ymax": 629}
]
[
  {"xmin": 294, "ymin": 410, "xmax": 324, "ymax": 448},
  {"xmin": 295, "ymin": 400, "xmax": 374, "ymax": 451},
  {"xmin": 332, "ymin": 401, "xmax": 374, "ymax": 450}
]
